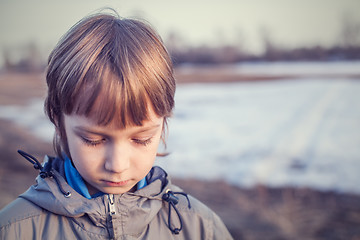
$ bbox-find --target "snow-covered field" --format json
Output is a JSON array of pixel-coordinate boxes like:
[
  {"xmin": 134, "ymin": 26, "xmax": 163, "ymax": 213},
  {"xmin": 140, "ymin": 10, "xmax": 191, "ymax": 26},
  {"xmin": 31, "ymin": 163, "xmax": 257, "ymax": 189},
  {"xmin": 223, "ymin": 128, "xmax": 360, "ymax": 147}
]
[
  {"xmin": 1, "ymin": 61, "xmax": 359, "ymax": 193},
  {"xmin": 160, "ymin": 78, "xmax": 360, "ymax": 194}
]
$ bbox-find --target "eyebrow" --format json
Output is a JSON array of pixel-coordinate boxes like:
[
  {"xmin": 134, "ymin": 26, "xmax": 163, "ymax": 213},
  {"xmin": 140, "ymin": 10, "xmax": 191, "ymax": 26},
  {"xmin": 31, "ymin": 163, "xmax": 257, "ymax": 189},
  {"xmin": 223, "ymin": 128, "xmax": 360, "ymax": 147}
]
[
  {"xmin": 135, "ymin": 124, "xmax": 162, "ymax": 133},
  {"xmin": 73, "ymin": 123, "xmax": 162, "ymax": 136}
]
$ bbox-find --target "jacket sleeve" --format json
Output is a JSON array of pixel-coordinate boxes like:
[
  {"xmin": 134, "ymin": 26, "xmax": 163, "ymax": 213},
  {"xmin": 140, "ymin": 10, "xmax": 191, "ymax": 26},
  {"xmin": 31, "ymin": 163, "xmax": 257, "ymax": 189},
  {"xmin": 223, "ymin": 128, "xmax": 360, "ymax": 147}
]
[
  {"xmin": 209, "ymin": 211, "xmax": 234, "ymax": 240},
  {"xmin": 0, "ymin": 198, "xmax": 43, "ymax": 239},
  {"xmin": 167, "ymin": 184, "xmax": 234, "ymax": 239},
  {"xmin": 176, "ymin": 193, "xmax": 234, "ymax": 240}
]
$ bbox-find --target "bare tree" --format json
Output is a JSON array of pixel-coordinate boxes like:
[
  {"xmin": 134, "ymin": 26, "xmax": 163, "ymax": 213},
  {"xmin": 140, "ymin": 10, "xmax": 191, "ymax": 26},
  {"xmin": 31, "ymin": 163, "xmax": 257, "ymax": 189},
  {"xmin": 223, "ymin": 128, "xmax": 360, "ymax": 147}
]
[
  {"xmin": 259, "ymin": 25, "xmax": 280, "ymax": 60},
  {"xmin": 340, "ymin": 14, "xmax": 360, "ymax": 48}
]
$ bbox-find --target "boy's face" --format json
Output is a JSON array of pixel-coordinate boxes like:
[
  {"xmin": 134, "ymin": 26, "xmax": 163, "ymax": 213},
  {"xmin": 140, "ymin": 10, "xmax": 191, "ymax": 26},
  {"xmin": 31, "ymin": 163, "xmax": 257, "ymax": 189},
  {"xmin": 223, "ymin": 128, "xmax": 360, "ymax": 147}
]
[{"xmin": 63, "ymin": 107, "xmax": 163, "ymax": 195}]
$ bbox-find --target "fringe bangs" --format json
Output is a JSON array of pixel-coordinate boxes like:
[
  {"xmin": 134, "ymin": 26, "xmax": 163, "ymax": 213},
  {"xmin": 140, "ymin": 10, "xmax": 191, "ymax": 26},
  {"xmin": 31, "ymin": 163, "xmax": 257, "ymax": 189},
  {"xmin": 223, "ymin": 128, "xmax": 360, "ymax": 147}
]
[{"xmin": 70, "ymin": 65, "xmax": 150, "ymax": 128}]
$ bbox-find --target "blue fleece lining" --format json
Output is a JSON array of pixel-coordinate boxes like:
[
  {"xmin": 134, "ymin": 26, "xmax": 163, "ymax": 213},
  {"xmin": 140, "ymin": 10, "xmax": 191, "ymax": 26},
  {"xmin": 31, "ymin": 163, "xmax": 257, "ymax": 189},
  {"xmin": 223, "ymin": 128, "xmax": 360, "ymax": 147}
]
[
  {"xmin": 64, "ymin": 155, "xmax": 93, "ymax": 199},
  {"xmin": 64, "ymin": 155, "xmax": 147, "ymax": 199},
  {"xmin": 137, "ymin": 177, "xmax": 147, "ymax": 189}
]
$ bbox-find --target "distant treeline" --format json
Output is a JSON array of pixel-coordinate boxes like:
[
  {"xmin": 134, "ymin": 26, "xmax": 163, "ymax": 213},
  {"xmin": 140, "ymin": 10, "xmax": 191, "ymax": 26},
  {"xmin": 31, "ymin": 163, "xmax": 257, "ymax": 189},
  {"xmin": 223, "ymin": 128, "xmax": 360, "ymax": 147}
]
[
  {"xmin": 167, "ymin": 15, "xmax": 360, "ymax": 65},
  {"xmin": 2, "ymin": 43, "xmax": 360, "ymax": 73},
  {"xmin": 168, "ymin": 45, "xmax": 360, "ymax": 65},
  {"xmin": 2, "ymin": 15, "xmax": 360, "ymax": 72}
]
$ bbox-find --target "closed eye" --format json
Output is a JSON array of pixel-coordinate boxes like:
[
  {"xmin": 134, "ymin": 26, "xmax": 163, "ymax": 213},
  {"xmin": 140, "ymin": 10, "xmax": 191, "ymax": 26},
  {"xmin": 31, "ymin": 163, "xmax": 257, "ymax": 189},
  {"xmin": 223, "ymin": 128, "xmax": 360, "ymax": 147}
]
[
  {"xmin": 132, "ymin": 138, "xmax": 152, "ymax": 146},
  {"xmin": 81, "ymin": 136, "xmax": 106, "ymax": 147}
]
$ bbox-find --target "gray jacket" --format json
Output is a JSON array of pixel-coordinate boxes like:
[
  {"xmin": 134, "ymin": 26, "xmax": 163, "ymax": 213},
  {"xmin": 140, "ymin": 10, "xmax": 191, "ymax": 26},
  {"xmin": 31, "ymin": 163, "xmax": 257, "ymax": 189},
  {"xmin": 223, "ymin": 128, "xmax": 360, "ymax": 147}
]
[{"xmin": 0, "ymin": 155, "xmax": 233, "ymax": 239}]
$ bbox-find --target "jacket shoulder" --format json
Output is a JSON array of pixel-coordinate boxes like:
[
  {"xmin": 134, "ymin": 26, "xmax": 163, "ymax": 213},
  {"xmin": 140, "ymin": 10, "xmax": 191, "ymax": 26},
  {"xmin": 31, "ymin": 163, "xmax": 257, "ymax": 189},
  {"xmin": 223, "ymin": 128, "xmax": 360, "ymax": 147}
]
[
  {"xmin": 168, "ymin": 184, "xmax": 218, "ymax": 218},
  {"xmin": 0, "ymin": 197, "xmax": 43, "ymax": 228},
  {"xmin": 167, "ymin": 184, "xmax": 234, "ymax": 239}
]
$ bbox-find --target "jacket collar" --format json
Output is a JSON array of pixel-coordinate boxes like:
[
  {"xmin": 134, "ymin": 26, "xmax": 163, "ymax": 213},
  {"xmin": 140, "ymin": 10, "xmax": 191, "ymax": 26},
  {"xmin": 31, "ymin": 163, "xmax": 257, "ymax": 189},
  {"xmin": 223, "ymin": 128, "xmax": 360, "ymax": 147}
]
[
  {"xmin": 63, "ymin": 155, "xmax": 148, "ymax": 199},
  {"xmin": 20, "ymin": 156, "xmax": 171, "ymax": 235}
]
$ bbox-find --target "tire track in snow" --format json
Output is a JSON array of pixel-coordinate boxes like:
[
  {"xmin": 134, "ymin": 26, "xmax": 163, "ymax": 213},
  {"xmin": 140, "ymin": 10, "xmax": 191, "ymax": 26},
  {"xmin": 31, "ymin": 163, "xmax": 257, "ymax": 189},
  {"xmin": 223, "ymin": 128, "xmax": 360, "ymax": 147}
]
[{"xmin": 254, "ymin": 80, "xmax": 348, "ymax": 184}]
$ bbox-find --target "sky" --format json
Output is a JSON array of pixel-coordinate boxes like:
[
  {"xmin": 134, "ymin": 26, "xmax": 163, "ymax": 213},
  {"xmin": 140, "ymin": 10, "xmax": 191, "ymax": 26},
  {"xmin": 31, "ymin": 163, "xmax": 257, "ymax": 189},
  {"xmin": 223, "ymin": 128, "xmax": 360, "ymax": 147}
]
[{"xmin": 0, "ymin": 0, "xmax": 359, "ymax": 63}]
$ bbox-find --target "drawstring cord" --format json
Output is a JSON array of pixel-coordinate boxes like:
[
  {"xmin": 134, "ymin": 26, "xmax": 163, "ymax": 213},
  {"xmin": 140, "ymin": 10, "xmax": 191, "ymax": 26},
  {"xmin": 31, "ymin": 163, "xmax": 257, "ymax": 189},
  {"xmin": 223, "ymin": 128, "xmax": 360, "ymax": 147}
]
[
  {"xmin": 162, "ymin": 189, "xmax": 191, "ymax": 234},
  {"xmin": 17, "ymin": 150, "xmax": 71, "ymax": 198},
  {"xmin": 18, "ymin": 150, "xmax": 191, "ymax": 234}
]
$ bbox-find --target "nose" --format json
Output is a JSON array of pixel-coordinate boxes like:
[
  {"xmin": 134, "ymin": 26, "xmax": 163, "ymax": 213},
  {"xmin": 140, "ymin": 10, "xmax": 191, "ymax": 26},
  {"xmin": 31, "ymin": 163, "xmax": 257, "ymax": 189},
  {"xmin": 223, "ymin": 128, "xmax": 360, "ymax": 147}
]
[{"xmin": 104, "ymin": 143, "xmax": 131, "ymax": 173}]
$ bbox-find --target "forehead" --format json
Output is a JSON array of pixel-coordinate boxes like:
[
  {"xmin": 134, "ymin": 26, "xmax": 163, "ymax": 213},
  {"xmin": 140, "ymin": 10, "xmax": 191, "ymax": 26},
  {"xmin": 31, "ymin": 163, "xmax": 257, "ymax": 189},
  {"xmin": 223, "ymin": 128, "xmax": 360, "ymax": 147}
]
[{"xmin": 66, "ymin": 102, "xmax": 163, "ymax": 131}]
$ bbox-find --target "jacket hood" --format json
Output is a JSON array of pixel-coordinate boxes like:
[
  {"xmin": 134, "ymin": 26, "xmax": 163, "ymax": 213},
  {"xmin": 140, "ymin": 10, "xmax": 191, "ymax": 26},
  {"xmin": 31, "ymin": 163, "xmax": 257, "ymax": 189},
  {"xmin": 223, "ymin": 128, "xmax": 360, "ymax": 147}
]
[{"xmin": 20, "ymin": 155, "xmax": 172, "ymax": 235}]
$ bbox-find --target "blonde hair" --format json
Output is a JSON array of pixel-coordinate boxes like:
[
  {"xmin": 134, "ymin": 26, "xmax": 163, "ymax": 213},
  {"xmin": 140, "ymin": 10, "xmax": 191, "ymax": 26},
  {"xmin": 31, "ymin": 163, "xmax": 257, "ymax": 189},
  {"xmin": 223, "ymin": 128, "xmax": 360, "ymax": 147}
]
[{"xmin": 45, "ymin": 12, "xmax": 175, "ymax": 158}]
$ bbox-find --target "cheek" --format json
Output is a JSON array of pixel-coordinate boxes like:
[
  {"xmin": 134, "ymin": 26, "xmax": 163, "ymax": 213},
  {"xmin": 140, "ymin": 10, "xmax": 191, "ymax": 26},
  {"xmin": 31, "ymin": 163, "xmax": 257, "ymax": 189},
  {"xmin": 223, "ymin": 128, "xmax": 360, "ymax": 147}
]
[
  {"xmin": 67, "ymin": 137, "xmax": 103, "ymax": 171},
  {"xmin": 138, "ymin": 138, "xmax": 161, "ymax": 165},
  {"xmin": 67, "ymin": 138, "xmax": 86, "ymax": 168}
]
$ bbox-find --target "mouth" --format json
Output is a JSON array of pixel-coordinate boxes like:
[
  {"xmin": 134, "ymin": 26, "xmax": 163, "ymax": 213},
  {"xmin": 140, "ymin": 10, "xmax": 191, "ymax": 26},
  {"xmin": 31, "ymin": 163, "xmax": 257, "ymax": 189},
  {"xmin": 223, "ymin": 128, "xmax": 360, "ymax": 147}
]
[{"xmin": 102, "ymin": 180, "xmax": 130, "ymax": 187}]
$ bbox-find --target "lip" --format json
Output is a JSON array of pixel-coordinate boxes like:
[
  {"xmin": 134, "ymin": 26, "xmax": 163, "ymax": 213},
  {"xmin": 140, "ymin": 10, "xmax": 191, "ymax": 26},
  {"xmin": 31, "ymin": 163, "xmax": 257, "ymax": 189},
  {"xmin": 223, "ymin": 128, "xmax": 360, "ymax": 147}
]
[{"xmin": 102, "ymin": 180, "xmax": 130, "ymax": 187}]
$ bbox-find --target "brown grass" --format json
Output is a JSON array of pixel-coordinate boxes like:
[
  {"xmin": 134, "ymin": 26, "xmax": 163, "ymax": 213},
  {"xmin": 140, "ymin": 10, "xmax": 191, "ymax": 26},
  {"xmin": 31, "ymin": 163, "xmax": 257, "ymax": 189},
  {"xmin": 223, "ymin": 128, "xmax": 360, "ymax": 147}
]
[
  {"xmin": 173, "ymin": 179, "xmax": 360, "ymax": 240},
  {"xmin": 174, "ymin": 65, "xmax": 294, "ymax": 84},
  {"xmin": 173, "ymin": 65, "xmax": 360, "ymax": 84},
  {"xmin": 0, "ymin": 72, "xmax": 47, "ymax": 105}
]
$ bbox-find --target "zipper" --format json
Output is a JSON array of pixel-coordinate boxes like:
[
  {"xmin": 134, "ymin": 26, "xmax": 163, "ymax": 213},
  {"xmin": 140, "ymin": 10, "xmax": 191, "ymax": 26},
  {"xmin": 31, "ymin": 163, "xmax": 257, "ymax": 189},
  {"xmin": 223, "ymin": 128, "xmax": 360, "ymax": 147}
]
[
  {"xmin": 107, "ymin": 194, "xmax": 116, "ymax": 239},
  {"xmin": 108, "ymin": 194, "xmax": 116, "ymax": 216}
]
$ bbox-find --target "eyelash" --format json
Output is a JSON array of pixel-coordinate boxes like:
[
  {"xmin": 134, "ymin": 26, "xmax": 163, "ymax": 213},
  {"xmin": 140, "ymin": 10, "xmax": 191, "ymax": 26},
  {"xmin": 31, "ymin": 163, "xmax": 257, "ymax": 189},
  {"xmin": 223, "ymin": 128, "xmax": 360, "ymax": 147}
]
[
  {"xmin": 81, "ymin": 137, "xmax": 105, "ymax": 147},
  {"xmin": 132, "ymin": 138, "xmax": 152, "ymax": 146},
  {"xmin": 80, "ymin": 137, "xmax": 152, "ymax": 147}
]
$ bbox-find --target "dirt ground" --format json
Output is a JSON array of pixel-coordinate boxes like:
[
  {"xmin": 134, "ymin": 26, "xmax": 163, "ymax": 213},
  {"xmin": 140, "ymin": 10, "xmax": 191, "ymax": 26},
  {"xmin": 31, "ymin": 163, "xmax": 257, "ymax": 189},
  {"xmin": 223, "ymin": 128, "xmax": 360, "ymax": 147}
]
[{"xmin": 1, "ymin": 71, "xmax": 360, "ymax": 240}]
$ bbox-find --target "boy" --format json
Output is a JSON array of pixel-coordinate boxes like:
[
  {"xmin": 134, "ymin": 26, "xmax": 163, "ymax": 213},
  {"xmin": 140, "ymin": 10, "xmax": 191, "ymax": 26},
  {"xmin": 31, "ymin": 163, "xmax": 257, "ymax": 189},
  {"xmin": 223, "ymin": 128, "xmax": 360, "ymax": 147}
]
[{"xmin": 0, "ymin": 11, "xmax": 233, "ymax": 239}]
